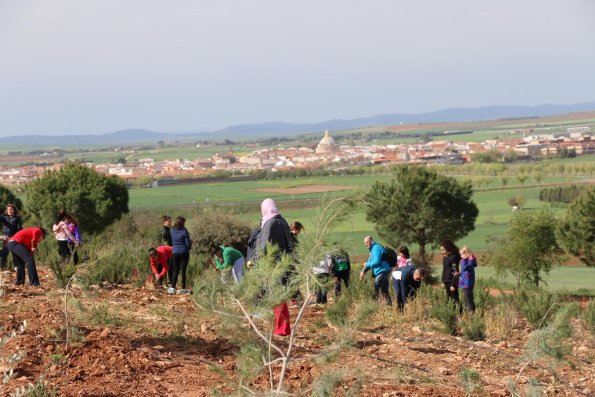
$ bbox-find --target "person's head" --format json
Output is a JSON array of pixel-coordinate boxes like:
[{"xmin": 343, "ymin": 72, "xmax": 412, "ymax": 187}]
[
  {"xmin": 398, "ymin": 246, "xmax": 410, "ymax": 259},
  {"xmin": 149, "ymin": 247, "xmax": 158, "ymax": 258},
  {"xmin": 174, "ymin": 216, "xmax": 186, "ymax": 229},
  {"xmin": 460, "ymin": 246, "xmax": 473, "ymax": 259},
  {"xmin": 5, "ymin": 204, "xmax": 18, "ymax": 217},
  {"xmin": 290, "ymin": 221, "xmax": 304, "ymax": 235},
  {"xmin": 210, "ymin": 244, "xmax": 223, "ymax": 257},
  {"xmin": 363, "ymin": 236, "xmax": 374, "ymax": 249},
  {"xmin": 65, "ymin": 213, "xmax": 79, "ymax": 226},
  {"xmin": 261, "ymin": 198, "xmax": 279, "ymax": 218},
  {"xmin": 162, "ymin": 215, "xmax": 172, "ymax": 227},
  {"xmin": 55, "ymin": 209, "xmax": 67, "ymax": 224},
  {"xmin": 38, "ymin": 227, "xmax": 47, "ymax": 240},
  {"xmin": 440, "ymin": 239, "xmax": 459, "ymax": 257},
  {"xmin": 413, "ymin": 268, "xmax": 426, "ymax": 282}
]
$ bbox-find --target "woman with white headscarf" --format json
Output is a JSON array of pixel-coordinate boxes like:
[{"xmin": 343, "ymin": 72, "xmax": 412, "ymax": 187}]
[{"xmin": 254, "ymin": 198, "xmax": 292, "ymax": 258}]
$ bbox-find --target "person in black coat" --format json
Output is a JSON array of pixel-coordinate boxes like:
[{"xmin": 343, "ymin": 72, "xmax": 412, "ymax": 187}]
[
  {"xmin": 394, "ymin": 265, "xmax": 425, "ymax": 310},
  {"xmin": 440, "ymin": 239, "xmax": 462, "ymax": 310},
  {"xmin": 255, "ymin": 199, "xmax": 292, "ymax": 259},
  {"xmin": 0, "ymin": 204, "xmax": 23, "ymax": 269}
]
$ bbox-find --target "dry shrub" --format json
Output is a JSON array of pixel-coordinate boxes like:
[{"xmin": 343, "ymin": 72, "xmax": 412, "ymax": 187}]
[{"xmin": 485, "ymin": 302, "xmax": 518, "ymax": 339}]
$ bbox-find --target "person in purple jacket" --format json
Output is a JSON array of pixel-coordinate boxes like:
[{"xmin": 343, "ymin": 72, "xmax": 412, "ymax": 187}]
[{"xmin": 456, "ymin": 246, "xmax": 478, "ymax": 313}]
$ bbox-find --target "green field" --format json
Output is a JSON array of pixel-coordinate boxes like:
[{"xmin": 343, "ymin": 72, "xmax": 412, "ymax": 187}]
[
  {"xmin": 476, "ymin": 266, "xmax": 595, "ymax": 293},
  {"xmin": 129, "ymin": 172, "xmax": 591, "ymax": 257}
]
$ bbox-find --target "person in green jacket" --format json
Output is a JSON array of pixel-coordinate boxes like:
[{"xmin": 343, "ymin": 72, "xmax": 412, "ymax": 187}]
[{"xmin": 211, "ymin": 245, "xmax": 244, "ymax": 284}]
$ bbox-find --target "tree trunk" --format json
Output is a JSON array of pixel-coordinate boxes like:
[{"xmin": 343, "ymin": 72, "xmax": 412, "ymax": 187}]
[{"xmin": 419, "ymin": 243, "xmax": 427, "ymax": 267}]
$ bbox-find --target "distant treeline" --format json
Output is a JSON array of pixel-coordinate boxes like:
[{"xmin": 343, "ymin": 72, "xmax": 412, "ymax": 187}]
[{"xmin": 539, "ymin": 185, "xmax": 589, "ymax": 203}]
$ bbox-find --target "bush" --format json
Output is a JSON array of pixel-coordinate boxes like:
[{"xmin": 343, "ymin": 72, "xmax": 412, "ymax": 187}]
[
  {"xmin": 461, "ymin": 314, "xmax": 486, "ymax": 341},
  {"xmin": 187, "ymin": 209, "xmax": 252, "ymax": 255},
  {"xmin": 429, "ymin": 300, "xmax": 459, "ymax": 335},
  {"xmin": 460, "ymin": 367, "xmax": 482, "ymax": 396},
  {"xmin": 485, "ymin": 302, "xmax": 517, "ymax": 339},
  {"xmin": 515, "ymin": 289, "xmax": 558, "ymax": 329}
]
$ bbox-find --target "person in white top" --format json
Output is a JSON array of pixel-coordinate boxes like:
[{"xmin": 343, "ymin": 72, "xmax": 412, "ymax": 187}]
[{"xmin": 52, "ymin": 210, "xmax": 76, "ymax": 263}]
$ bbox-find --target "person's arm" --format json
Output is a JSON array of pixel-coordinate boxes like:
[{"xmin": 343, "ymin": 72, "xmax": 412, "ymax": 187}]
[
  {"xmin": 16, "ymin": 217, "xmax": 22, "ymax": 233},
  {"xmin": 221, "ymin": 249, "xmax": 233, "ymax": 268},
  {"xmin": 0, "ymin": 216, "xmax": 9, "ymax": 228},
  {"xmin": 451, "ymin": 257, "xmax": 460, "ymax": 287},
  {"xmin": 184, "ymin": 230, "xmax": 192, "ymax": 251},
  {"xmin": 150, "ymin": 258, "xmax": 159, "ymax": 276},
  {"xmin": 31, "ymin": 230, "xmax": 42, "ymax": 253},
  {"xmin": 255, "ymin": 224, "xmax": 271, "ymax": 256},
  {"xmin": 62, "ymin": 223, "xmax": 76, "ymax": 241},
  {"xmin": 157, "ymin": 255, "xmax": 169, "ymax": 278}
]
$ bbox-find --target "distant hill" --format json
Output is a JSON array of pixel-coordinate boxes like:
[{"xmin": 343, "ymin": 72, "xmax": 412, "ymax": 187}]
[{"xmin": 2, "ymin": 101, "xmax": 595, "ymax": 145}]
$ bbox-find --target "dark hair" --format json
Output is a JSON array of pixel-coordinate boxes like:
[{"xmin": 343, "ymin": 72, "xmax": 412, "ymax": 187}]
[
  {"xmin": 162, "ymin": 215, "xmax": 171, "ymax": 222},
  {"xmin": 38, "ymin": 227, "xmax": 47, "ymax": 237},
  {"xmin": 290, "ymin": 221, "xmax": 304, "ymax": 232},
  {"xmin": 210, "ymin": 244, "xmax": 222, "ymax": 255},
  {"xmin": 174, "ymin": 216, "xmax": 186, "ymax": 229},
  {"xmin": 4, "ymin": 204, "xmax": 19, "ymax": 217},
  {"xmin": 65, "ymin": 213, "xmax": 79, "ymax": 226},
  {"xmin": 398, "ymin": 246, "xmax": 410, "ymax": 259},
  {"xmin": 55, "ymin": 209, "xmax": 67, "ymax": 224},
  {"xmin": 149, "ymin": 247, "xmax": 157, "ymax": 256},
  {"xmin": 440, "ymin": 239, "xmax": 459, "ymax": 255}
]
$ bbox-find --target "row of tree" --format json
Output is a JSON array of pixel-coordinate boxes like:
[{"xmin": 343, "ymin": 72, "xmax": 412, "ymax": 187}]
[{"xmin": 539, "ymin": 185, "xmax": 588, "ymax": 204}]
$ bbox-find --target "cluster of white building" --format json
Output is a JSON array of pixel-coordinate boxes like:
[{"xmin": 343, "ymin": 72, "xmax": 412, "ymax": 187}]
[{"xmin": 0, "ymin": 128, "xmax": 593, "ymax": 184}]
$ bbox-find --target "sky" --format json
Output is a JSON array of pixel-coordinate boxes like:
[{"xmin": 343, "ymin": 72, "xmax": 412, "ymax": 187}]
[{"xmin": 1, "ymin": 0, "xmax": 594, "ymax": 136}]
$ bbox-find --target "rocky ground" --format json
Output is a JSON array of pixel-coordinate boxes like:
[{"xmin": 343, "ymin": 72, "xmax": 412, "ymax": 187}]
[{"xmin": 0, "ymin": 267, "xmax": 593, "ymax": 397}]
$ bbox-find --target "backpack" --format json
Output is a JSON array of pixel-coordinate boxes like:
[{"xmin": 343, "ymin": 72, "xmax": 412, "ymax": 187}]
[{"xmin": 382, "ymin": 246, "xmax": 399, "ymax": 267}]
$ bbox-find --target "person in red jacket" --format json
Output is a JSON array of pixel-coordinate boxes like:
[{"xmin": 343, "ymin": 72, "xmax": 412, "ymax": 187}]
[
  {"xmin": 149, "ymin": 246, "xmax": 172, "ymax": 288},
  {"xmin": 8, "ymin": 227, "xmax": 46, "ymax": 286}
]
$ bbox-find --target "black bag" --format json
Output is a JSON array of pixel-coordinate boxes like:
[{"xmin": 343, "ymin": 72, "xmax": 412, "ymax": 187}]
[{"xmin": 382, "ymin": 246, "xmax": 398, "ymax": 267}]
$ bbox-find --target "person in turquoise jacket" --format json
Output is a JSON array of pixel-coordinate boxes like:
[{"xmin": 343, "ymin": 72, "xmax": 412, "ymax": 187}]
[{"xmin": 359, "ymin": 236, "xmax": 392, "ymax": 305}]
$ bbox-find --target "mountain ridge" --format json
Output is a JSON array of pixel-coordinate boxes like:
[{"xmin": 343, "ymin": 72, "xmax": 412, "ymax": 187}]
[{"xmin": 2, "ymin": 102, "xmax": 594, "ymax": 145}]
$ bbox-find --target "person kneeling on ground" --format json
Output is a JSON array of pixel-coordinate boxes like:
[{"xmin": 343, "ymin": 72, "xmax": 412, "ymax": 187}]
[
  {"xmin": 392, "ymin": 265, "xmax": 425, "ymax": 311},
  {"xmin": 149, "ymin": 245, "xmax": 172, "ymax": 288},
  {"xmin": 8, "ymin": 227, "xmax": 46, "ymax": 287},
  {"xmin": 360, "ymin": 236, "xmax": 392, "ymax": 305},
  {"xmin": 211, "ymin": 244, "xmax": 244, "ymax": 284}
]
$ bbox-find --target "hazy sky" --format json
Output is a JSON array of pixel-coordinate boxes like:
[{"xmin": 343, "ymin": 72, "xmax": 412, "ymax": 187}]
[{"xmin": 1, "ymin": 0, "xmax": 594, "ymax": 136}]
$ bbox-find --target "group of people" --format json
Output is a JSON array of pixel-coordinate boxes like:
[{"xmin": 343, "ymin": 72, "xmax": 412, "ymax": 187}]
[
  {"xmin": 52, "ymin": 210, "xmax": 82, "ymax": 265},
  {"xmin": 0, "ymin": 203, "xmax": 45, "ymax": 287},
  {"xmin": 149, "ymin": 215, "xmax": 192, "ymax": 294}
]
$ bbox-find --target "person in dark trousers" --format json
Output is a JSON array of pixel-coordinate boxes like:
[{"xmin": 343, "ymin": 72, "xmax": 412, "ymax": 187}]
[
  {"xmin": 66, "ymin": 214, "xmax": 82, "ymax": 265},
  {"xmin": 0, "ymin": 204, "xmax": 22, "ymax": 269},
  {"xmin": 289, "ymin": 221, "xmax": 304, "ymax": 251},
  {"xmin": 393, "ymin": 265, "xmax": 425, "ymax": 310},
  {"xmin": 360, "ymin": 236, "xmax": 392, "ymax": 305},
  {"xmin": 440, "ymin": 239, "xmax": 462, "ymax": 311},
  {"xmin": 52, "ymin": 210, "xmax": 76, "ymax": 263},
  {"xmin": 331, "ymin": 249, "xmax": 351, "ymax": 297},
  {"xmin": 392, "ymin": 246, "xmax": 414, "ymax": 309},
  {"xmin": 313, "ymin": 253, "xmax": 332, "ymax": 305},
  {"xmin": 149, "ymin": 245, "xmax": 173, "ymax": 288},
  {"xmin": 160, "ymin": 215, "xmax": 172, "ymax": 246},
  {"xmin": 169, "ymin": 216, "xmax": 192, "ymax": 294},
  {"xmin": 288, "ymin": 221, "xmax": 304, "ymax": 306},
  {"xmin": 8, "ymin": 227, "xmax": 46, "ymax": 286},
  {"xmin": 456, "ymin": 246, "xmax": 477, "ymax": 313}
]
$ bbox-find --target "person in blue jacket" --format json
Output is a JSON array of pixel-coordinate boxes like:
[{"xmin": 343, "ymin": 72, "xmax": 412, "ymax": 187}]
[
  {"xmin": 455, "ymin": 246, "xmax": 478, "ymax": 312},
  {"xmin": 393, "ymin": 265, "xmax": 425, "ymax": 310},
  {"xmin": 359, "ymin": 236, "xmax": 392, "ymax": 305},
  {"xmin": 169, "ymin": 216, "xmax": 192, "ymax": 294}
]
